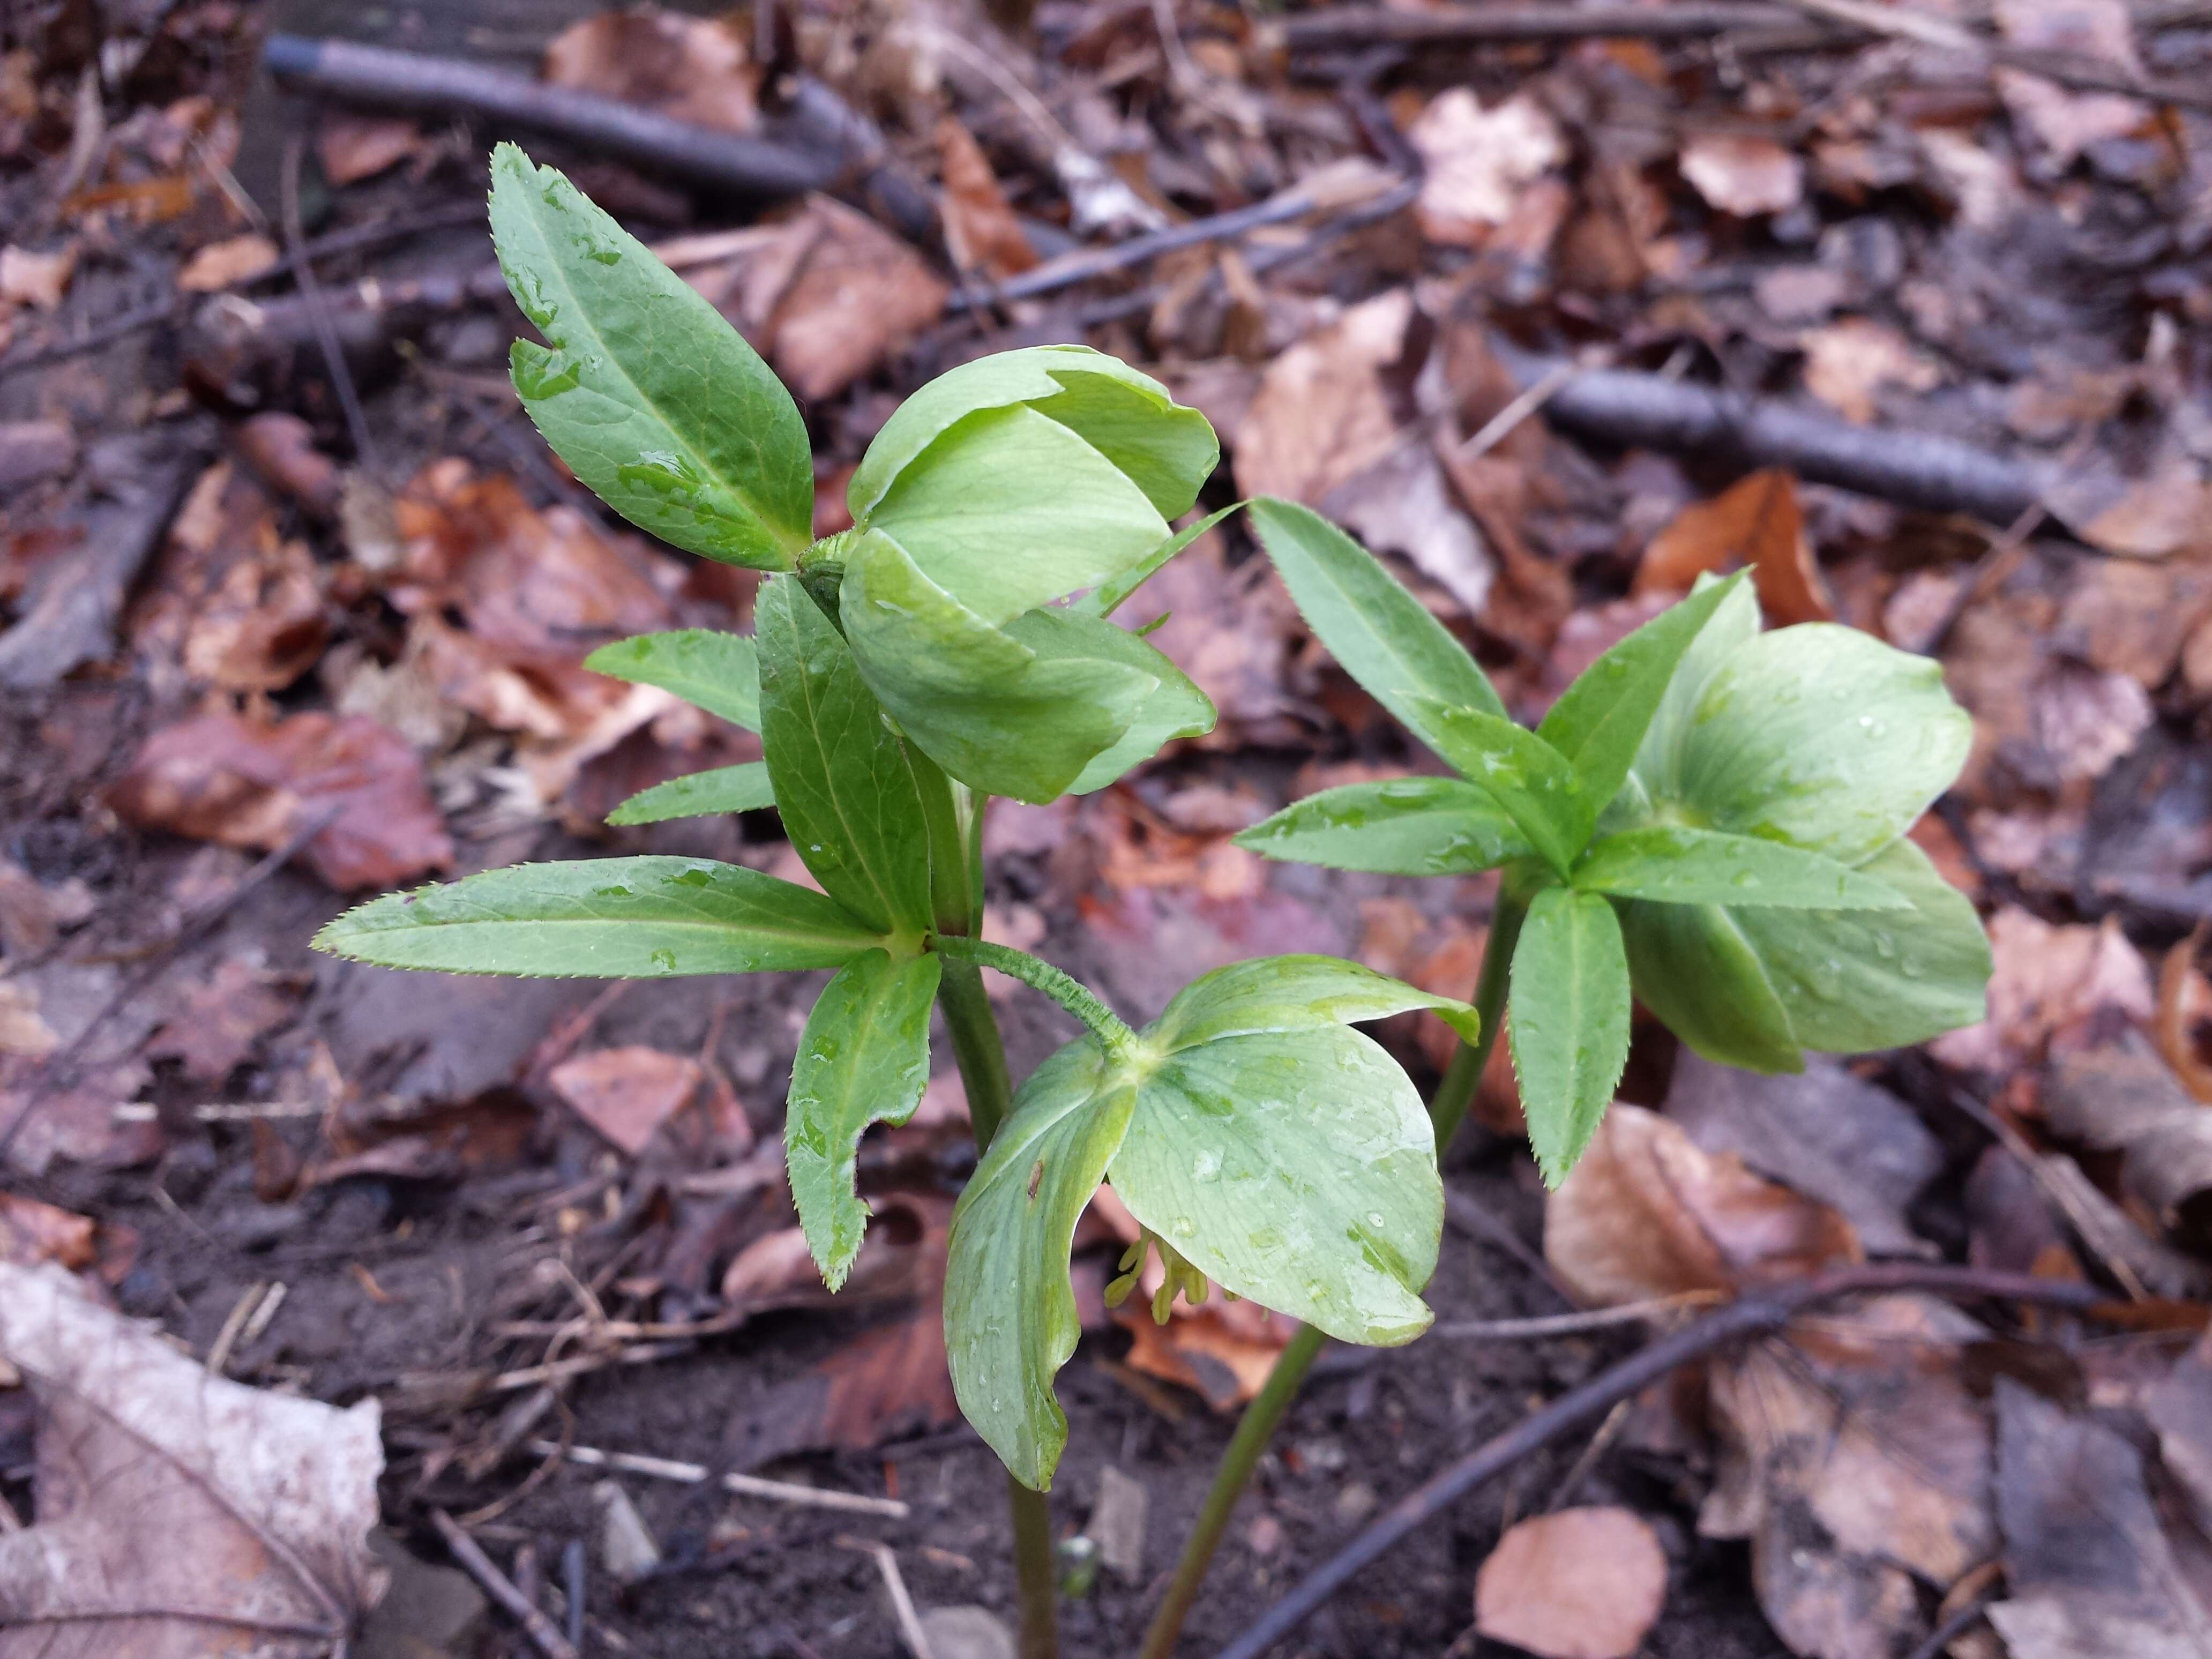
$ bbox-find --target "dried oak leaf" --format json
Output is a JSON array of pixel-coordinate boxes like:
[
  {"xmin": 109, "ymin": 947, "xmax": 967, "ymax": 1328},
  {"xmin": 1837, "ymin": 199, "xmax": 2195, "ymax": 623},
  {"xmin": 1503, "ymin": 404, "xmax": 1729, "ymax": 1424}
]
[
  {"xmin": 1992, "ymin": 0, "xmax": 2151, "ymax": 170},
  {"xmin": 1474, "ymin": 1507, "xmax": 1667, "ymax": 1659},
  {"xmin": 548, "ymin": 1046, "xmax": 704, "ymax": 1157},
  {"xmin": 1930, "ymin": 908, "xmax": 2152, "ymax": 1074},
  {"xmin": 1407, "ymin": 89, "xmax": 1566, "ymax": 248},
  {"xmin": 732, "ymin": 197, "xmax": 948, "ymax": 402},
  {"xmin": 2043, "ymin": 1035, "xmax": 2212, "ymax": 1248},
  {"xmin": 0, "ymin": 243, "xmax": 77, "ymax": 310},
  {"xmin": 144, "ymin": 957, "xmax": 303, "ymax": 1083},
  {"xmin": 1990, "ymin": 1375, "xmax": 2212, "ymax": 1658},
  {"xmin": 1232, "ymin": 288, "xmax": 1413, "ymax": 505},
  {"xmin": 1635, "ymin": 469, "xmax": 1832, "ymax": 625},
  {"xmin": 937, "ymin": 117, "xmax": 1036, "ymax": 282},
  {"xmin": 109, "ymin": 711, "xmax": 453, "ymax": 892},
  {"xmin": 543, "ymin": 5, "xmax": 759, "ymax": 133},
  {"xmin": 1678, "ymin": 133, "xmax": 1804, "ymax": 217},
  {"xmin": 315, "ymin": 112, "xmax": 423, "ymax": 186},
  {"xmin": 0, "ymin": 1262, "xmax": 387, "ymax": 1654},
  {"xmin": 1799, "ymin": 318, "xmax": 1940, "ymax": 425},
  {"xmin": 176, "ymin": 233, "xmax": 280, "ymax": 294},
  {"xmin": 1544, "ymin": 1104, "xmax": 1862, "ymax": 1310}
]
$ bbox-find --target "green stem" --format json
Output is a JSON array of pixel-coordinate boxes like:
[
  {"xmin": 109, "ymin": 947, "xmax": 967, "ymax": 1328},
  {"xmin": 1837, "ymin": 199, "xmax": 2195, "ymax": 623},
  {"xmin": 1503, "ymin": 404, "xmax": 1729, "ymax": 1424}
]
[
  {"xmin": 923, "ymin": 781, "xmax": 1059, "ymax": 1659},
  {"xmin": 935, "ymin": 935, "xmax": 1141, "ymax": 1062},
  {"xmin": 1137, "ymin": 886, "xmax": 1529, "ymax": 1658}
]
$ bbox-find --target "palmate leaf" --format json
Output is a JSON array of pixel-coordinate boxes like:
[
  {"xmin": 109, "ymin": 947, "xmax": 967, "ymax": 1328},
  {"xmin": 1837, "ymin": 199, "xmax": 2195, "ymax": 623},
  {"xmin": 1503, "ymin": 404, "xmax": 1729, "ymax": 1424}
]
[
  {"xmin": 607, "ymin": 761, "xmax": 775, "ymax": 826},
  {"xmin": 1236, "ymin": 778, "xmax": 1531, "ymax": 877},
  {"xmin": 584, "ymin": 630, "xmax": 762, "ymax": 731},
  {"xmin": 487, "ymin": 145, "xmax": 811, "ymax": 570},
  {"xmin": 945, "ymin": 955, "xmax": 1463, "ymax": 1488},
  {"xmin": 1246, "ymin": 498, "xmax": 1507, "ymax": 759},
  {"xmin": 1407, "ymin": 698, "xmax": 1588, "ymax": 877},
  {"xmin": 1537, "ymin": 573, "xmax": 1743, "ymax": 820},
  {"xmin": 757, "ymin": 577, "xmax": 933, "ymax": 938},
  {"xmin": 1508, "ymin": 887, "xmax": 1633, "ymax": 1185},
  {"xmin": 787, "ymin": 950, "xmax": 940, "ymax": 1289},
  {"xmin": 1573, "ymin": 825, "xmax": 1910, "ymax": 910},
  {"xmin": 312, "ymin": 857, "xmax": 878, "ymax": 977}
]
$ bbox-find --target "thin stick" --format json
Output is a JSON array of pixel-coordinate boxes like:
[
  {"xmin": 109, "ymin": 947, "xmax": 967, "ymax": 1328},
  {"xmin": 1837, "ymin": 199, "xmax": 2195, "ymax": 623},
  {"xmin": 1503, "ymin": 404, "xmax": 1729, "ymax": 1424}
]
[
  {"xmin": 204, "ymin": 1282, "xmax": 271, "ymax": 1377},
  {"xmin": 1282, "ymin": 3, "xmax": 1848, "ymax": 49},
  {"xmin": 524, "ymin": 1440, "xmax": 909, "ymax": 1519},
  {"xmin": 281, "ymin": 134, "xmax": 382, "ymax": 480},
  {"xmin": 1433, "ymin": 1291, "xmax": 1723, "ymax": 1341},
  {"xmin": 1208, "ymin": 1264, "xmax": 2107, "ymax": 1659},
  {"xmin": 841, "ymin": 1538, "xmax": 938, "ymax": 1659},
  {"xmin": 428, "ymin": 1509, "xmax": 580, "ymax": 1659},
  {"xmin": 1904, "ymin": 1590, "xmax": 1997, "ymax": 1659}
]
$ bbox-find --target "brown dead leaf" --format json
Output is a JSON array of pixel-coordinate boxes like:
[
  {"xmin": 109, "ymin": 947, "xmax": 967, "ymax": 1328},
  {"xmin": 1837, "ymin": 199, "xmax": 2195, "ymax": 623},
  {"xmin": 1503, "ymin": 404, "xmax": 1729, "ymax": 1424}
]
[
  {"xmin": 1993, "ymin": 0, "xmax": 2150, "ymax": 170},
  {"xmin": 1545, "ymin": 1104, "xmax": 1862, "ymax": 1310},
  {"xmin": 2144, "ymin": 1327, "xmax": 2212, "ymax": 1536},
  {"xmin": 0, "ymin": 1262, "xmax": 387, "ymax": 1650},
  {"xmin": 182, "ymin": 535, "xmax": 327, "ymax": 693},
  {"xmin": 1800, "ymin": 318, "xmax": 1941, "ymax": 425},
  {"xmin": 1635, "ymin": 469, "xmax": 1833, "ymax": 625},
  {"xmin": 315, "ymin": 112, "xmax": 422, "ymax": 186},
  {"xmin": 1408, "ymin": 89, "xmax": 1566, "ymax": 248},
  {"xmin": 1112, "ymin": 527, "xmax": 1302, "ymax": 745},
  {"xmin": 937, "ymin": 117, "xmax": 1036, "ymax": 282},
  {"xmin": 1475, "ymin": 1507, "xmax": 1667, "ymax": 1659},
  {"xmin": 233, "ymin": 413, "xmax": 340, "ymax": 517},
  {"xmin": 1705, "ymin": 1294, "xmax": 1997, "ymax": 1659},
  {"xmin": 145, "ymin": 957, "xmax": 302, "ymax": 1082},
  {"xmin": 0, "ymin": 1195, "xmax": 94, "ymax": 1272},
  {"xmin": 1990, "ymin": 1375, "xmax": 2212, "ymax": 1658},
  {"xmin": 1930, "ymin": 908, "xmax": 2152, "ymax": 1074},
  {"xmin": 109, "ymin": 711, "xmax": 453, "ymax": 892},
  {"xmin": 1232, "ymin": 289, "xmax": 1413, "ymax": 505},
  {"xmin": 543, "ymin": 5, "xmax": 759, "ymax": 133},
  {"xmin": 176, "ymin": 233, "xmax": 280, "ymax": 293},
  {"xmin": 548, "ymin": 1046, "xmax": 704, "ymax": 1157},
  {"xmin": 1679, "ymin": 133, "xmax": 1804, "ymax": 217},
  {"xmin": 2043, "ymin": 1036, "xmax": 2212, "ymax": 1249},
  {"xmin": 1323, "ymin": 443, "xmax": 1493, "ymax": 621},
  {"xmin": 2044, "ymin": 442, "xmax": 2212, "ymax": 559},
  {"xmin": 0, "ymin": 243, "xmax": 76, "ymax": 310},
  {"xmin": 2157, "ymin": 931, "xmax": 2212, "ymax": 1102}
]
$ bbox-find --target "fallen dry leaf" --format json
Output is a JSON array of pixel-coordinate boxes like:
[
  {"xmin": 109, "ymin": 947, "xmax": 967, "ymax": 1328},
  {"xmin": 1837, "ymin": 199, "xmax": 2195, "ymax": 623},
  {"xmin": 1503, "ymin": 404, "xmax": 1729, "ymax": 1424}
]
[
  {"xmin": 233, "ymin": 412, "xmax": 341, "ymax": 517},
  {"xmin": 1474, "ymin": 1507, "xmax": 1667, "ymax": 1659},
  {"xmin": 1408, "ymin": 89, "xmax": 1566, "ymax": 247},
  {"xmin": 1663, "ymin": 1055, "xmax": 1941, "ymax": 1259},
  {"xmin": 0, "ymin": 1261, "xmax": 388, "ymax": 1651},
  {"xmin": 0, "ymin": 242, "xmax": 77, "ymax": 310},
  {"xmin": 1993, "ymin": 0, "xmax": 2150, "ymax": 170},
  {"xmin": 543, "ymin": 4, "xmax": 759, "ymax": 133},
  {"xmin": 1111, "ymin": 526, "xmax": 1303, "ymax": 745},
  {"xmin": 1324, "ymin": 442, "xmax": 1494, "ymax": 621},
  {"xmin": 2157, "ymin": 931, "xmax": 2212, "ymax": 1101},
  {"xmin": 548, "ymin": 1045, "xmax": 705, "ymax": 1157},
  {"xmin": 109, "ymin": 711, "xmax": 453, "ymax": 892},
  {"xmin": 176, "ymin": 233, "xmax": 280, "ymax": 293},
  {"xmin": 1635, "ymin": 469, "xmax": 1833, "ymax": 624},
  {"xmin": 2143, "ymin": 1327, "xmax": 2212, "ymax": 1536},
  {"xmin": 1800, "ymin": 318, "xmax": 1941, "ymax": 425},
  {"xmin": 1705, "ymin": 1294, "xmax": 1997, "ymax": 1659},
  {"xmin": 144, "ymin": 956, "xmax": 302, "ymax": 1082},
  {"xmin": 2043, "ymin": 1035, "xmax": 2212, "ymax": 1249},
  {"xmin": 937, "ymin": 117, "xmax": 1036, "ymax": 282},
  {"xmin": 1232, "ymin": 289, "xmax": 1412, "ymax": 505},
  {"xmin": 0, "ymin": 1194, "xmax": 94, "ymax": 1272},
  {"xmin": 2044, "ymin": 442, "xmax": 2212, "ymax": 559},
  {"xmin": 1679, "ymin": 133, "xmax": 1804, "ymax": 217},
  {"xmin": 1930, "ymin": 908, "xmax": 2153, "ymax": 1074},
  {"xmin": 1989, "ymin": 1375, "xmax": 2212, "ymax": 1658},
  {"xmin": 315, "ymin": 111, "xmax": 422, "ymax": 186},
  {"xmin": 1545, "ymin": 1104, "xmax": 1862, "ymax": 1309}
]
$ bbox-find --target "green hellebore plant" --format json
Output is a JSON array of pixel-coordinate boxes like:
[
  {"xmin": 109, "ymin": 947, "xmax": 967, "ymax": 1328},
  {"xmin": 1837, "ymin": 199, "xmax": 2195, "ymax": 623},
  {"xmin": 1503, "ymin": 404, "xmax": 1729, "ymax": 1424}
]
[
  {"xmin": 320, "ymin": 150, "xmax": 1475, "ymax": 1517},
  {"xmin": 1236, "ymin": 498, "xmax": 1992, "ymax": 1184}
]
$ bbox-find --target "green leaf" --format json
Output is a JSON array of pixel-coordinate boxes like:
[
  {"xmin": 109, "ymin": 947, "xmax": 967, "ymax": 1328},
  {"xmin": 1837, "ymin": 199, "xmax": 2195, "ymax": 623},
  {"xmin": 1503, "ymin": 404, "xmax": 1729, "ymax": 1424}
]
[
  {"xmin": 786, "ymin": 949, "xmax": 941, "ymax": 1289},
  {"xmin": 606, "ymin": 762, "xmax": 775, "ymax": 826},
  {"xmin": 944, "ymin": 1041, "xmax": 1137, "ymax": 1490},
  {"xmin": 311, "ymin": 857, "xmax": 878, "ymax": 977},
  {"xmin": 1538, "ymin": 574, "xmax": 1743, "ymax": 819},
  {"xmin": 1015, "ymin": 609, "xmax": 1213, "ymax": 795},
  {"xmin": 1671, "ymin": 623, "xmax": 1974, "ymax": 866},
  {"xmin": 840, "ymin": 533, "xmax": 1154, "ymax": 804},
  {"xmin": 1508, "ymin": 887, "xmax": 1632, "ymax": 1185},
  {"xmin": 1628, "ymin": 574, "xmax": 1761, "ymax": 804},
  {"xmin": 756, "ymin": 577, "xmax": 933, "ymax": 938},
  {"xmin": 487, "ymin": 145, "xmax": 811, "ymax": 569},
  {"xmin": 1573, "ymin": 825, "xmax": 1911, "ymax": 910},
  {"xmin": 850, "ymin": 345, "xmax": 1216, "ymax": 524},
  {"xmin": 584, "ymin": 630, "xmax": 762, "ymax": 730},
  {"xmin": 1407, "ymin": 698, "xmax": 1587, "ymax": 877},
  {"xmin": 1108, "ymin": 1025, "xmax": 1440, "ymax": 1345},
  {"xmin": 1236, "ymin": 778, "xmax": 1531, "ymax": 877},
  {"xmin": 1147, "ymin": 955, "xmax": 1480, "ymax": 1050},
  {"xmin": 1617, "ymin": 897, "xmax": 1803, "ymax": 1074},
  {"xmin": 1079, "ymin": 501, "xmax": 1244, "ymax": 620},
  {"xmin": 1730, "ymin": 838, "xmax": 1991, "ymax": 1053},
  {"xmin": 1246, "ymin": 498, "xmax": 1507, "ymax": 759}
]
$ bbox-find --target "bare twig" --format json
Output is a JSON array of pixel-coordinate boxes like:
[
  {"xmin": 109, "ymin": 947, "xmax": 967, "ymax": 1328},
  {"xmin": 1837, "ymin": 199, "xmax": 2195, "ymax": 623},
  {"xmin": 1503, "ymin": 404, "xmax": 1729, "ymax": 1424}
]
[
  {"xmin": 281, "ymin": 134, "xmax": 381, "ymax": 480},
  {"xmin": 429, "ymin": 1509, "xmax": 580, "ymax": 1659},
  {"xmin": 840, "ymin": 1538, "xmax": 937, "ymax": 1659},
  {"xmin": 1904, "ymin": 1590, "xmax": 1998, "ymax": 1659},
  {"xmin": 527, "ymin": 1440, "xmax": 909, "ymax": 1519},
  {"xmin": 1209, "ymin": 1263, "xmax": 2109, "ymax": 1659},
  {"xmin": 1282, "ymin": 3, "xmax": 1850, "ymax": 49},
  {"xmin": 1433, "ymin": 1291, "xmax": 1722, "ymax": 1341}
]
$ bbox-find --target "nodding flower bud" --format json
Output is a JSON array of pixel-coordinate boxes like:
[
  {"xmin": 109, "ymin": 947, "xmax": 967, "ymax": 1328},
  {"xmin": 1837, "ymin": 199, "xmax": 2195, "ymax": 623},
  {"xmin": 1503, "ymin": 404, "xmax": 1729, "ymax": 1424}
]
[
  {"xmin": 1604, "ymin": 577, "xmax": 1989, "ymax": 1072},
  {"xmin": 830, "ymin": 347, "xmax": 1224, "ymax": 804}
]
